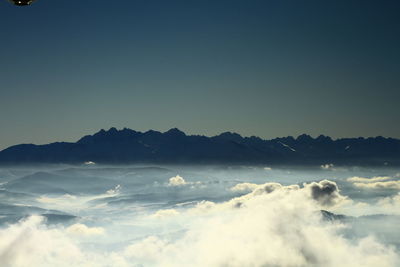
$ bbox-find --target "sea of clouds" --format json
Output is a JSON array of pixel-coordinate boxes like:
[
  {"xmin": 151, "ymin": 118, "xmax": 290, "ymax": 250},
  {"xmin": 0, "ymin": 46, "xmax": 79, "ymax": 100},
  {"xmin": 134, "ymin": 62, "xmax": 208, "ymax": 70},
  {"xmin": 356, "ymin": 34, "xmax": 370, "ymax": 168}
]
[{"xmin": 0, "ymin": 164, "xmax": 399, "ymax": 267}]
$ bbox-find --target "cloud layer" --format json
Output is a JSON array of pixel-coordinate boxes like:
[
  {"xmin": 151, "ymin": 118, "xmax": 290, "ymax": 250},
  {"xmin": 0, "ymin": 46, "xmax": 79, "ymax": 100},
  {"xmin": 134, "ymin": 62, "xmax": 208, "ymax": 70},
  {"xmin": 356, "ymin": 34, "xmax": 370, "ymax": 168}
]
[
  {"xmin": 0, "ymin": 179, "xmax": 398, "ymax": 267},
  {"xmin": 347, "ymin": 176, "xmax": 400, "ymax": 190}
]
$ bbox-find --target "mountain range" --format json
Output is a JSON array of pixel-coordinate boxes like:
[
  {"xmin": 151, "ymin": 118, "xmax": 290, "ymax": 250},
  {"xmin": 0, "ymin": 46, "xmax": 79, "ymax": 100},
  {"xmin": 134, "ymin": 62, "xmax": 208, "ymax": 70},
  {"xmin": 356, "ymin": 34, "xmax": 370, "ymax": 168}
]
[{"xmin": 0, "ymin": 128, "xmax": 399, "ymax": 165}]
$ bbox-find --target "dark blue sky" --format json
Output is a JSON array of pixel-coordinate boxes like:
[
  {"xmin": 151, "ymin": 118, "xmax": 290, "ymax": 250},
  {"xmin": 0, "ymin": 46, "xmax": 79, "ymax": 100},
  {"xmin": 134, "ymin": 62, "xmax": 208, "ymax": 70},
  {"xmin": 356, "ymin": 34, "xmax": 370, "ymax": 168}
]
[{"xmin": 1, "ymin": 0, "xmax": 399, "ymax": 149}]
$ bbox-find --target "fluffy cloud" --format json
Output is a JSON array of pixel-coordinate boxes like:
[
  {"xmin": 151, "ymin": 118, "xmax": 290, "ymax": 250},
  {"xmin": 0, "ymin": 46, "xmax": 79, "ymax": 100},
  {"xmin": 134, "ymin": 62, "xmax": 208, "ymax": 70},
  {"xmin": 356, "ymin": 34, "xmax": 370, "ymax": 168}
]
[
  {"xmin": 152, "ymin": 209, "xmax": 180, "ymax": 219},
  {"xmin": 347, "ymin": 176, "xmax": 392, "ymax": 183},
  {"xmin": 346, "ymin": 176, "xmax": 400, "ymax": 190},
  {"xmin": 304, "ymin": 180, "xmax": 347, "ymax": 207},
  {"xmin": 352, "ymin": 180, "xmax": 400, "ymax": 190},
  {"xmin": 230, "ymin": 182, "xmax": 259, "ymax": 193},
  {"xmin": 228, "ymin": 180, "xmax": 346, "ymax": 210},
  {"xmin": 124, "ymin": 236, "xmax": 176, "ymax": 264},
  {"xmin": 66, "ymin": 223, "xmax": 105, "ymax": 236},
  {"xmin": 377, "ymin": 193, "xmax": 400, "ymax": 212},
  {"xmin": 168, "ymin": 175, "xmax": 187, "ymax": 186},
  {"xmin": 0, "ymin": 216, "xmax": 86, "ymax": 267},
  {"xmin": 0, "ymin": 181, "xmax": 398, "ymax": 267},
  {"xmin": 123, "ymin": 180, "xmax": 398, "ymax": 267}
]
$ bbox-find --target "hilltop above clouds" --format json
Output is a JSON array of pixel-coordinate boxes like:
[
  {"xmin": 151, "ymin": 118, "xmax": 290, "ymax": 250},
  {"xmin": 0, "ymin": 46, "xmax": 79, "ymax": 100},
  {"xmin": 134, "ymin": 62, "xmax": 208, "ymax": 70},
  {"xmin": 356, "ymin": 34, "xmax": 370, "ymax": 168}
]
[{"xmin": 0, "ymin": 128, "xmax": 399, "ymax": 165}]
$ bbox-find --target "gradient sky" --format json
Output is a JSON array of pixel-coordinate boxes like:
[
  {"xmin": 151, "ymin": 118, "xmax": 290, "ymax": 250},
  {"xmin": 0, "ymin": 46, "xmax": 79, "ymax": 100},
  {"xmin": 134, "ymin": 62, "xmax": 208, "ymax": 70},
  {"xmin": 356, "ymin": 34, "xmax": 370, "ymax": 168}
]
[{"xmin": 0, "ymin": 0, "xmax": 399, "ymax": 150}]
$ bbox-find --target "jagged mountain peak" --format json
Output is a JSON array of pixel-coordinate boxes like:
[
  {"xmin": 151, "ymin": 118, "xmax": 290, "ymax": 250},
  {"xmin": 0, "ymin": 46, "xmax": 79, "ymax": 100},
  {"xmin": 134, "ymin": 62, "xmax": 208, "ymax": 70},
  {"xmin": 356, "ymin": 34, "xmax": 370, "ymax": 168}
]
[{"xmin": 0, "ymin": 128, "xmax": 399, "ymax": 165}]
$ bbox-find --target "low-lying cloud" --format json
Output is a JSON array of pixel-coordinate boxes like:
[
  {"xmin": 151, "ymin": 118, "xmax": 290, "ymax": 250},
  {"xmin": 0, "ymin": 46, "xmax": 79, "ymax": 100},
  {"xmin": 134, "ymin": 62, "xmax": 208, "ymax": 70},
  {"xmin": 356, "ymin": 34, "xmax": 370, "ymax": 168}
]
[
  {"xmin": 0, "ymin": 180, "xmax": 398, "ymax": 267},
  {"xmin": 230, "ymin": 182, "xmax": 259, "ymax": 193},
  {"xmin": 66, "ymin": 223, "xmax": 105, "ymax": 236},
  {"xmin": 168, "ymin": 175, "xmax": 187, "ymax": 186},
  {"xmin": 141, "ymin": 180, "xmax": 397, "ymax": 266},
  {"xmin": 353, "ymin": 180, "xmax": 400, "ymax": 190},
  {"xmin": 230, "ymin": 180, "xmax": 346, "ymax": 209},
  {"xmin": 347, "ymin": 176, "xmax": 392, "ymax": 183}
]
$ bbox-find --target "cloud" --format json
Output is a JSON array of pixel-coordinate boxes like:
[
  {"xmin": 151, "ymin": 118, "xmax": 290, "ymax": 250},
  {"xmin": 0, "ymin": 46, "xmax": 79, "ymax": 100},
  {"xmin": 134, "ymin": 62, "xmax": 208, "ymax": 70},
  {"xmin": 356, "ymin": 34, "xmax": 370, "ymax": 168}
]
[
  {"xmin": 37, "ymin": 194, "xmax": 77, "ymax": 204},
  {"xmin": 321, "ymin": 163, "xmax": 335, "ymax": 170},
  {"xmin": 0, "ymin": 216, "xmax": 86, "ymax": 267},
  {"xmin": 123, "ymin": 180, "xmax": 398, "ymax": 267},
  {"xmin": 106, "ymin": 184, "xmax": 121, "ymax": 195},
  {"xmin": 377, "ymin": 193, "xmax": 400, "ymax": 213},
  {"xmin": 152, "ymin": 209, "xmax": 180, "ymax": 219},
  {"xmin": 66, "ymin": 223, "xmax": 105, "ymax": 236},
  {"xmin": 123, "ymin": 236, "xmax": 176, "ymax": 264},
  {"xmin": 352, "ymin": 180, "xmax": 400, "ymax": 190},
  {"xmin": 263, "ymin": 167, "xmax": 272, "ymax": 171},
  {"xmin": 168, "ymin": 175, "xmax": 187, "ymax": 186},
  {"xmin": 230, "ymin": 182, "xmax": 259, "ymax": 193},
  {"xmin": 228, "ymin": 180, "xmax": 346, "ymax": 210},
  {"xmin": 0, "ymin": 181, "xmax": 398, "ymax": 267},
  {"xmin": 347, "ymin": 176, "xmax": 392, "ymax": 183},
  {"xmin": 346, "ymin": 176, "xmax": 400, "ymax": 190},
  {"xmin": 0, "ymin": 217, "xmax": 127, "ymax": 267},
  {"xmin": 304, "ymin": 180, "xmax": 347, "ymax": 207}
]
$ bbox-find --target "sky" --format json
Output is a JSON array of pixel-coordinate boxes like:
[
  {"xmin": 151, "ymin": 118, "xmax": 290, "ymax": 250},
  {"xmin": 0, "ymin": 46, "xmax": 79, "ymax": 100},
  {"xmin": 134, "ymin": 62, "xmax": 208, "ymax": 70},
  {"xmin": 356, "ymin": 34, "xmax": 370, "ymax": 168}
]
[{"xmin": 0, "ymin": 0, "xmax": 399, "ymax": 150}]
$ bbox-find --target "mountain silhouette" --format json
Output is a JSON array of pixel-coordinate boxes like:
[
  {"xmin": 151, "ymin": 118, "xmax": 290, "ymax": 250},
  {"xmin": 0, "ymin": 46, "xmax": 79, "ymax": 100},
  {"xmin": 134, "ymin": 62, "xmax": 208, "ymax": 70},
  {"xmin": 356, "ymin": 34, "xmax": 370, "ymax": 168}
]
[{"xmin": 0, "ymin": 128, "xmax": 399, "ymax": 165}]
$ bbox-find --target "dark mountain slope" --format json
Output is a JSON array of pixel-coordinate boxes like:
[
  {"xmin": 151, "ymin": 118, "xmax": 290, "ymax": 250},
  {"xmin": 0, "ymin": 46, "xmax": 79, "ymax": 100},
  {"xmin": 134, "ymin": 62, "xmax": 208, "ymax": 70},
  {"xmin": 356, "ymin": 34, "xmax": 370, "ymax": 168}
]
[{"xmin": 0, "ymin": 128, "xmax": 399, "ymax": 165}]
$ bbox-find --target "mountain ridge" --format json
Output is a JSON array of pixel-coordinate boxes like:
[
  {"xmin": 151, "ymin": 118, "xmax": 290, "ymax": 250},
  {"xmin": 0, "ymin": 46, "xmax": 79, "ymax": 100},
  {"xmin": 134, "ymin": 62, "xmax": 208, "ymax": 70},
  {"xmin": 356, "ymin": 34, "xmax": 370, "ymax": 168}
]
[{"xmin": 1, "ymin": 128, "xmax": 399, "ymax": 165}]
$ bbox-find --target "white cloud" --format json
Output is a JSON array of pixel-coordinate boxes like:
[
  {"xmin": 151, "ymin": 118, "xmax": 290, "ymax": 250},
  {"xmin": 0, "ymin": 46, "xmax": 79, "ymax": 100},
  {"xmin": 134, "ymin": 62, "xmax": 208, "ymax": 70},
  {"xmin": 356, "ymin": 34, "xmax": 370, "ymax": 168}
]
[
  {"xmin": 228, "ymin": 180, "xmax": 346, "ymax": 210},
  {"xmin": 264, "ymin": 167, "xmax": 272, "ymax": 171},
  {"xmin": 66, "ymin": 223, "xmax": 105, "ymax": 237},
  {"xmin": 152, "ymin": 209, "xmax": 180, "ymax": 219},
  {"xmin": 124, "ymin": 236, "xmax": 176, "ymax": 264},
  {"xmin": 123, "ymin": 180, "xmax": 398, "ymax": 267},
  {"xmin": 346, "ymin": 176, "xmax": 400, "ymax": 190},
  {"xmin": 230, "ymin": 182, "xmax": 259, "ymax": 193},
  {"xmin": 352, "ymin": 180, "xmax": 400, "ymax": 190},
  {"xmin": 377, "ymin": 193, "xmax": 400, "ymax": 211},
  {"xmin": 0, "ymin": 180, "xmax": 398, "ymax": 267},
  {"xmin": 168, "ymin": 175, "xmax": 187, "ymax": 186},
  {"xmin": 0, "ymin": 216, "xmax": 86, "ymax": 267},
  {"xmin": 347, "ymin": 176, "xmax": 392, "ymax": 183}
]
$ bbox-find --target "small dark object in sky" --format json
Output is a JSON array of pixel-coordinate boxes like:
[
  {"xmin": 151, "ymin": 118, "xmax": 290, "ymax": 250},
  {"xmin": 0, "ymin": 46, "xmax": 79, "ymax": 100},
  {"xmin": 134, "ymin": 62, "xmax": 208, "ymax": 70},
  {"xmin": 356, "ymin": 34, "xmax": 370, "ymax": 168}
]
[{"xmin": 8, "ymin": 0, "xmax": 36, "ymax": 6}]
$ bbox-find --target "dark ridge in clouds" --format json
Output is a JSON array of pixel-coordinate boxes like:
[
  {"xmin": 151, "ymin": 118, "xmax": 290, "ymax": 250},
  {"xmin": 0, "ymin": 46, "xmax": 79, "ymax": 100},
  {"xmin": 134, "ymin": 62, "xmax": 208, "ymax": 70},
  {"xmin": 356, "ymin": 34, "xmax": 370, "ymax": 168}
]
[{"xmin": 0, "ymin": 128, "xmax": 399, "ymax": 165}]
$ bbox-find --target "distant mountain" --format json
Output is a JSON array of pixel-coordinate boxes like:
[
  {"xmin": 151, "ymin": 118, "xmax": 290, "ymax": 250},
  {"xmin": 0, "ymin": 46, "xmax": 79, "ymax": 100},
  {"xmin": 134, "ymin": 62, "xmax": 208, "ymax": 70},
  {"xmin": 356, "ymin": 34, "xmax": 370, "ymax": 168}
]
[{"xmin": 0, "ymin": 128, "xmax": 399, "ymax": 165}]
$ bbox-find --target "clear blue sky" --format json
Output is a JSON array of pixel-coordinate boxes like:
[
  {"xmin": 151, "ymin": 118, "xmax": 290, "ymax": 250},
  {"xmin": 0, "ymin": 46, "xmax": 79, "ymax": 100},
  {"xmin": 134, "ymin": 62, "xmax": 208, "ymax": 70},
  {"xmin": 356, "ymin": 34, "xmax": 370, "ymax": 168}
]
[{"xmin": 0, "ymin": 0, "xmax": 399, "ymax": 149}]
